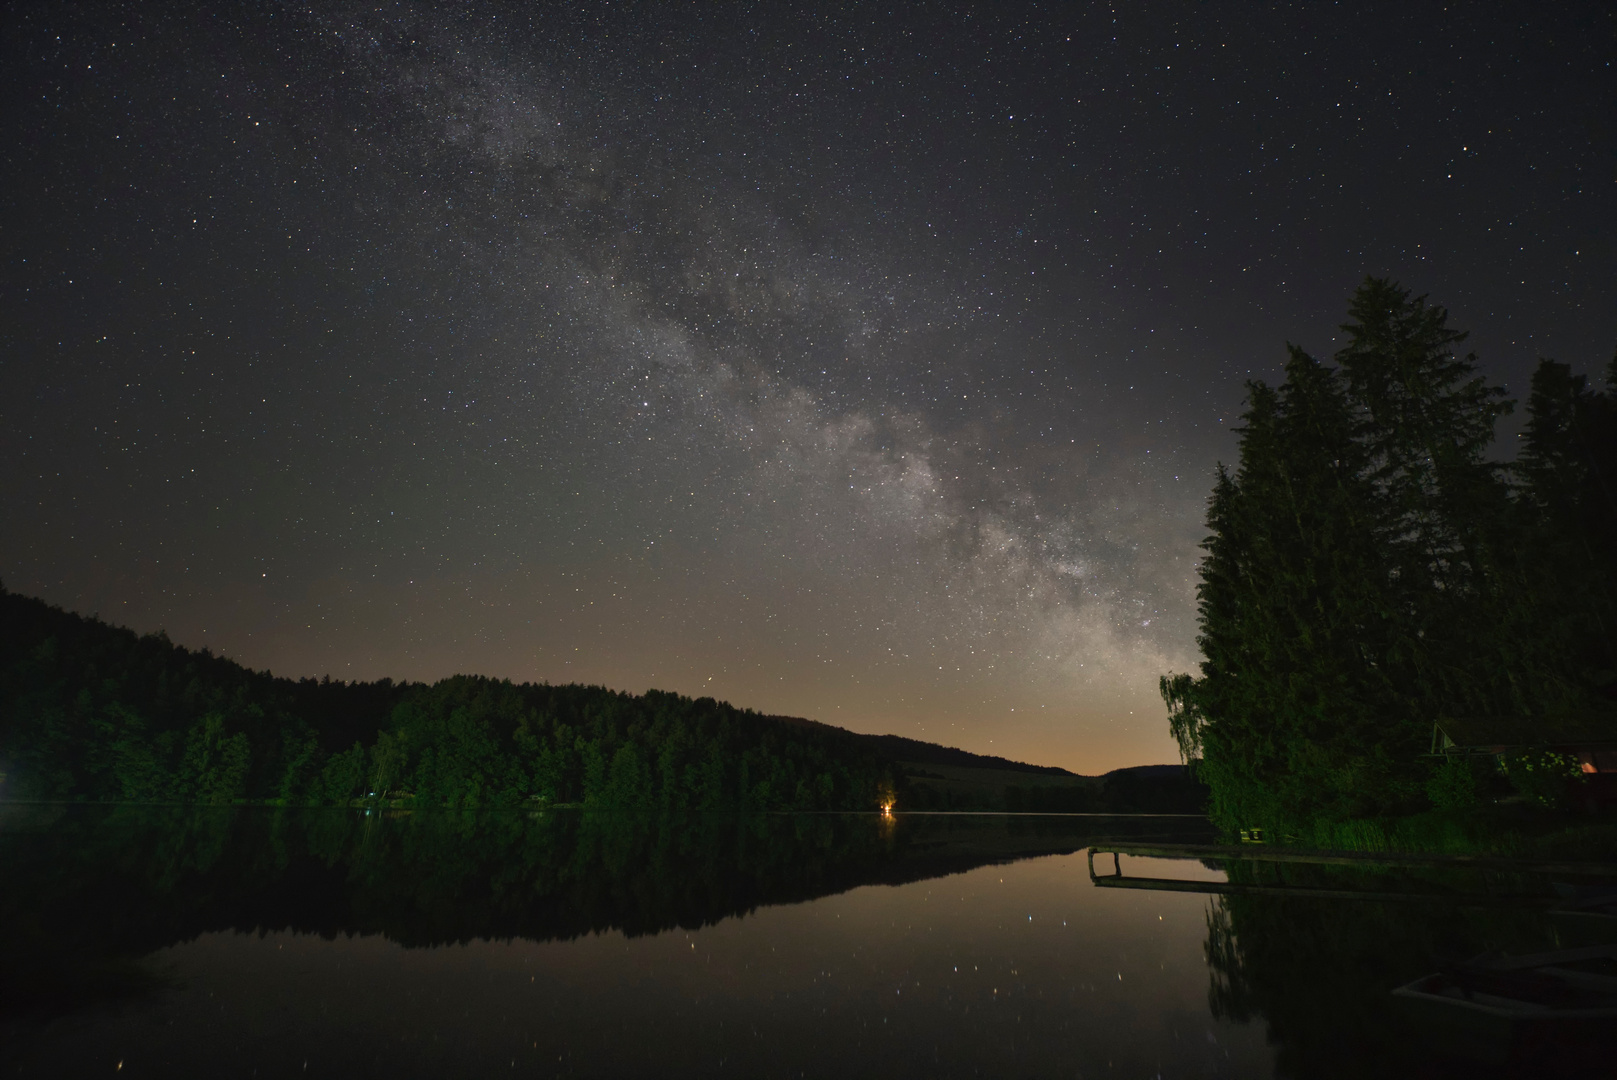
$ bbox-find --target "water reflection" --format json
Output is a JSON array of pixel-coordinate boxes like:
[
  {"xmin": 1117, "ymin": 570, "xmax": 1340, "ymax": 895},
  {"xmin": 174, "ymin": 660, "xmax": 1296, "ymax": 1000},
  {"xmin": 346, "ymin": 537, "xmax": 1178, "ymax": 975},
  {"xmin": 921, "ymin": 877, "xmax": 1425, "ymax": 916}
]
[
  {"xmin": 0, "ymin": 804, "xmax": 1215, "ymax": 968},
  {"xmin": 4, "ymin": 805, "xmax": 1255, "ymax": 1078},
  {"xmin": 6, "ymin": 806, "xmax": 1610, "ymax": 1077},
  {"xmin": 1201, "ymin": 857, "xmax": 1617, "ymax": 1079}
]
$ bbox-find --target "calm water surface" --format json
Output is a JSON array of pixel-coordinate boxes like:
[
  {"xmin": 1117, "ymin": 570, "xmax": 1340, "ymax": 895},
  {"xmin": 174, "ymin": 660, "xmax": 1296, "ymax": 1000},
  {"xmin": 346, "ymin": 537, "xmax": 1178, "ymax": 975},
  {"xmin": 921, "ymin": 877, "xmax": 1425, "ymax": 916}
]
[{"xmin": 1, "ymin": 807, "xmax": 1610, "ymax": 1078}]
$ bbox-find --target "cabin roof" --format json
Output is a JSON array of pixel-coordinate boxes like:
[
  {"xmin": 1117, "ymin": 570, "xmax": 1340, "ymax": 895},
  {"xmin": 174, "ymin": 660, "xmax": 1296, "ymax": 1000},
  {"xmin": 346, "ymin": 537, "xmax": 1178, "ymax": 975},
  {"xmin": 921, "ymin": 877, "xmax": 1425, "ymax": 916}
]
[{"xmin": 1434, "ymin": 713, "xmax": 1617, "ymax": 751}]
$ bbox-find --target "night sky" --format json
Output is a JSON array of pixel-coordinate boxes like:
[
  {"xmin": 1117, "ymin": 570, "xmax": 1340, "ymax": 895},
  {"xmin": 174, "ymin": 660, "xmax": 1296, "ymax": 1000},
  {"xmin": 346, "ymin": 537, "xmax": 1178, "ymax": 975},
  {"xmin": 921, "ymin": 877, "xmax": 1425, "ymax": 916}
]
[{"xmin": 3, "ymin": 2, "xmax": 1613, "ymax": 771}]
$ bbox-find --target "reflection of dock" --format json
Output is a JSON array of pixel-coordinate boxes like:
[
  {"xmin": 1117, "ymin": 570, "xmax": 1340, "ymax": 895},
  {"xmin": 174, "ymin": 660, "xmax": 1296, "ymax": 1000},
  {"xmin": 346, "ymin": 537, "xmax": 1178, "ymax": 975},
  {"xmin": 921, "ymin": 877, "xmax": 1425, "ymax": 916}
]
[
  {"xmin": 1090, "ymin": 842, "xmax": 1617, "ymax": 877},
  {"xmin": 1086, "ymin": 844, "xmax": 1617, "ymax": 907}
]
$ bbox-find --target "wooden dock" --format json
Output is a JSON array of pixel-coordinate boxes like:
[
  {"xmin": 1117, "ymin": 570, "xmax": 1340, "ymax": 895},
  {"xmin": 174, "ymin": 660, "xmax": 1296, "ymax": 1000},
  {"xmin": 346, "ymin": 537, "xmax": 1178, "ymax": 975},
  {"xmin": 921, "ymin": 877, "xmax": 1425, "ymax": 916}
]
[
  {"xmin": 1086, "ymin": 844, "xmax": 1617, "ymax": 906},
  {"xmin": 1089, "ymin": 842, "xmax": 1617, "ymax": 878}
]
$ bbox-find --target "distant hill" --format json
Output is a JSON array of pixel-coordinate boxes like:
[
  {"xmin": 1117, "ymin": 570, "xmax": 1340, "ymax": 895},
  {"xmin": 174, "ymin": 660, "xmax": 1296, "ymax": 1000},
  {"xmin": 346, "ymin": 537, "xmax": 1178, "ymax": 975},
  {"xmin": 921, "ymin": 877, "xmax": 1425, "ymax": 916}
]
[
  {"xmin": 0, "ymin": 583, "xmax": 1200, "ymax": 814},
  {"xmin": 763, "ymin": 717, "xmax": 1077, "ymax": 777},
  {"xmin": 765, "ymin": 713, "xmax": 1203, "ymax": 813},
  {"xmin": 0, "ymin": 586, "xmax": 896, "ymax": 809},
  {"xmin": 906, "ymin": 760, "xmax": 1205, "ymax": 814}
]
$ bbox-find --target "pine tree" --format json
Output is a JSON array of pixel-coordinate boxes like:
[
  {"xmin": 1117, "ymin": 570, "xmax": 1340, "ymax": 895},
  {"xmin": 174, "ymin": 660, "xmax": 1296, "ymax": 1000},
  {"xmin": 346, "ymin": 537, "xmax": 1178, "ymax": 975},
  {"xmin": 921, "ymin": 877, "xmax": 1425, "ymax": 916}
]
[
  {"xmin": 1166, "ymin": 281, "xmax": 1533, "ymax": 833},
  {"xmin": 1513, "ymin": 356, "xmax": 1617, "ymax": 703},
  {"xmin": 1165, "ymin": 344, "xmax": 1420, "ymax": 830},
  {"xmin": 1335, "ymin": 280, "xmax": 1513, "ymax": 595},
  {"xmin": 1334, "ymin": 280, "xmax": 1522, "ymax": 726}
]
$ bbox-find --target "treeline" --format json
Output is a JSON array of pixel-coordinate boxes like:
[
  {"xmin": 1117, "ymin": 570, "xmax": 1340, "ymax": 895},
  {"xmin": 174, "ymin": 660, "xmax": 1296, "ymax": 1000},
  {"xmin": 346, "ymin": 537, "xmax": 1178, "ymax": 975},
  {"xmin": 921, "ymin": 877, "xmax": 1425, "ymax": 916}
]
[
  {"xmin": 1163, "ymin": 279, "xmax": 1617, "ymax": 834},
  {"xmin": 0, "ymin": 588, "xmax": 897, "ymax": 810}
]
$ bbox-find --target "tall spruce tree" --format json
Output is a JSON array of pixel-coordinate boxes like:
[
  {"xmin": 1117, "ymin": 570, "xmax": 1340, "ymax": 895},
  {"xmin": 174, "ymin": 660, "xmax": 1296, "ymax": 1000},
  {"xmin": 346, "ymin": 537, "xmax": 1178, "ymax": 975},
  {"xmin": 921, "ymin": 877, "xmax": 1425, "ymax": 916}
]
[
  {"xmin": 1334, "ymin": 281, "xmax": 1516, "ymax": 722},
  {"xmin": 1166, "ymin": 280, "xmax": 1538, "ymax": 833},
  {"xmin": 1165, "ymin": 344, "xmax": 1411, "ymax": 830},
  {"xmin": 1335, "ymin": 280, "xmax": 1513, "ymax": 585},
  {"xmin": 1513, "ymin": 356, "xmax": 1617, "ymax": 704}
]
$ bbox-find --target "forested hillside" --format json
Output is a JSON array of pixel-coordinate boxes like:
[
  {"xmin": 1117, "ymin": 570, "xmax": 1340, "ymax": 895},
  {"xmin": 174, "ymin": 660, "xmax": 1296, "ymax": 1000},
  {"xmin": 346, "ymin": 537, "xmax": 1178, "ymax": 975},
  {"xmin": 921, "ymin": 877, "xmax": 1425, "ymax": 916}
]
[
  {"xmin": 0, "ymin": 588, "xmax": 897, "ymax": 809},
  {"xmin": 1163, "ymin": 279, "xmax": 1617, "ymax": 834}
]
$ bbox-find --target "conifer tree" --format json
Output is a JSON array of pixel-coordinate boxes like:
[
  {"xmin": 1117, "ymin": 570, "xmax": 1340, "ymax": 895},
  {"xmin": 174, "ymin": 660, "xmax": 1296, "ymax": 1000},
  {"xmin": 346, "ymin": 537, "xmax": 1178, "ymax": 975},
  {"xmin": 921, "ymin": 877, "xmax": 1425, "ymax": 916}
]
[
  {"xmin": 1165, "ymin": 343, "xmax": 1417, "ymax": 829},
  {"xmin": 1514, "ymin": 356, "xmax": 1617, "ymax": 702},
  {"xmin": 1332, "ymin": 283, "xmax": 1514, "ymax": 721},
  {"xmin": 1167, "ymin": 282, "xmax": 1617, "ymax": 833},
  {"xmin": 1335, "ymin": 280, "xmax": 1513, "ymax": 597},
  {"xmin": 1166, "ymin": 280, "xmax": 1534, "ymax": 832}
]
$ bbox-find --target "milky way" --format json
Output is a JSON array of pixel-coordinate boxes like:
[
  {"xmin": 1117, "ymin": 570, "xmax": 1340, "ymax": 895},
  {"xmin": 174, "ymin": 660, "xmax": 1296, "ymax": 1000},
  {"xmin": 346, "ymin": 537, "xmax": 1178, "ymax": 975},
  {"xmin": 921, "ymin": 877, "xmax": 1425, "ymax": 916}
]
[{"xmin": 4, "ymin": 2, "xmax": 1611, "ymax": 769}]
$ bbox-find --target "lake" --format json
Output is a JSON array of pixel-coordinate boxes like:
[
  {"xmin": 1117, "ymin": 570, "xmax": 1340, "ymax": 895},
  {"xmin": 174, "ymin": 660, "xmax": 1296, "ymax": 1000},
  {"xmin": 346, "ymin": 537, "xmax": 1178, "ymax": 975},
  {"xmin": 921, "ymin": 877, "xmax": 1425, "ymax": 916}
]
[{"xmin": 1, "ymin": 806, "xmax": 1612, "ymax": 1077}]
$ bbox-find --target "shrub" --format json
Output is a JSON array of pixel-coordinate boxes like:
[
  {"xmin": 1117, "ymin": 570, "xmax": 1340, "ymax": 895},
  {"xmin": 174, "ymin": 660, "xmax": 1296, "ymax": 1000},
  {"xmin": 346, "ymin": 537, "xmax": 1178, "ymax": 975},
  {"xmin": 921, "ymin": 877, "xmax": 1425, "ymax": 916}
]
[
  {"xmin": 1499, "ymin": 749, "xmax": 1586, "ymax": 810},
  {"xmin": 1425, "ymin": 756, "xmax": 1481, "ymax": 811}
]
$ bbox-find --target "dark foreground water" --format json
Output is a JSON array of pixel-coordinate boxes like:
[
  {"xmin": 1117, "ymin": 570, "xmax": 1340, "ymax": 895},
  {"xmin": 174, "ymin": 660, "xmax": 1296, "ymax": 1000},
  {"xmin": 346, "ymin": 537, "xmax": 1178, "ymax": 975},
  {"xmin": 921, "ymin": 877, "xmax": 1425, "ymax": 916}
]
[{"xmin": 1, "ymin": 807, "xmax": 1613, "ymax": 1078}]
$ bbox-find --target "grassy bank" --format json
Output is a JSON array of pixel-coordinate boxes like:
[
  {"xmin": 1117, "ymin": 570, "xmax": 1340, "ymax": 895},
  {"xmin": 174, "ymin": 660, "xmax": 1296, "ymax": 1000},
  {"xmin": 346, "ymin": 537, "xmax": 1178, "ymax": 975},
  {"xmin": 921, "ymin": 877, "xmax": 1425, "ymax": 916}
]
[{"xmin": 1258, "ymin": 804, "xmax": 1617, "ymax": 861}]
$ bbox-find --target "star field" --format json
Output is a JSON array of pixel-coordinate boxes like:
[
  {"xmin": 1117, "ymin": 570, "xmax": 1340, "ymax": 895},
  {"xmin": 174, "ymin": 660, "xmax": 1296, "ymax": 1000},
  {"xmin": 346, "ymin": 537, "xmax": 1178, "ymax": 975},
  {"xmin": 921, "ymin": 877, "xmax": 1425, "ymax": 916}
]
[{"xmin": 2, "ymin": 1, "xmax": 1612, "ymax": 770}]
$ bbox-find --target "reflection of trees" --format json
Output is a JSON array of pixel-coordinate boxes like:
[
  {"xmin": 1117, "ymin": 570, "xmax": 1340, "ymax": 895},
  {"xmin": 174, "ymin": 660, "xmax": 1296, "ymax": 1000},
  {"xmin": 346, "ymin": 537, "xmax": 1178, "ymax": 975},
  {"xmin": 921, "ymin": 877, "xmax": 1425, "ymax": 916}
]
[
  {"xmin": 0, "ymin": 806, "xmax": 1204, "ymax": 1022},
  {"xmin": 1201, "ymin": 859, "xmax": 1610, "ymax": 1077},
  {"xmin": 1204, "ymin": 901, "xmax": 1257, "ymax": 1023}
]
